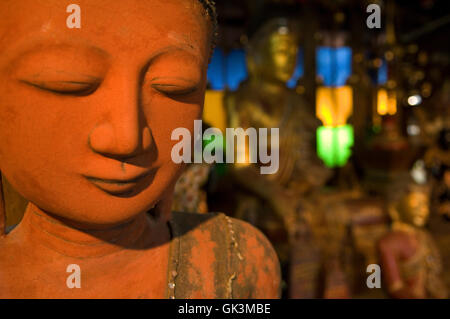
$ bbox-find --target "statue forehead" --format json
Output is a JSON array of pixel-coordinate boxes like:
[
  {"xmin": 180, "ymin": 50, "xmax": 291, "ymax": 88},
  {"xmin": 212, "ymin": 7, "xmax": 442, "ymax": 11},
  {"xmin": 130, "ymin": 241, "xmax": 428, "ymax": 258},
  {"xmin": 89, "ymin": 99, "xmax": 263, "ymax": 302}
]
[
  {"xmin": 248, "ymin": 21, "xmax": 299, "ymax": 57},
  {"xmin": 0, "ymin": 0, "xmax": 209, "ymax": 58},
  {"xmin": 251, "ymin": 18, "xmax": 298, "ymax": 40},
  {"xmin": 268, "ymin": 32, "xmax": 297, "ymax": 47},
  {"xmin": 405, "ymin": 191, "xmax": 429, "ymax": 205}
]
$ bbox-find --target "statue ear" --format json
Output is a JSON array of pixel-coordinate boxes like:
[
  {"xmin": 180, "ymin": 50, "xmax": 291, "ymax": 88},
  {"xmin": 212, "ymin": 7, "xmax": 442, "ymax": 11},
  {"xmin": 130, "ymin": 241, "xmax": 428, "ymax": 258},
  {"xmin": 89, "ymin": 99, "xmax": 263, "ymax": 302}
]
[{"xmin": 0, "ymin": 171, "xmax": 6, "ymax": 236}]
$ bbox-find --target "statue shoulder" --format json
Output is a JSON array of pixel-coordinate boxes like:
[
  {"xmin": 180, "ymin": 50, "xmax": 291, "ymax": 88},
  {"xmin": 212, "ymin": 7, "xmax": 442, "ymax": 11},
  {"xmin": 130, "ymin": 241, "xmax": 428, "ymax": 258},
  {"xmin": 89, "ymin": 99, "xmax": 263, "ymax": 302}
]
[
  {"xmin": 228, "ymin": 217, "xmax": 282, "ymax": 298},
  {"xmin": 169, "ymin": 212, "xmax": 281, "ymax": 298},
  {"xmin": 379, "ymin": 229, "xmax": 419, "ymax": 258}
]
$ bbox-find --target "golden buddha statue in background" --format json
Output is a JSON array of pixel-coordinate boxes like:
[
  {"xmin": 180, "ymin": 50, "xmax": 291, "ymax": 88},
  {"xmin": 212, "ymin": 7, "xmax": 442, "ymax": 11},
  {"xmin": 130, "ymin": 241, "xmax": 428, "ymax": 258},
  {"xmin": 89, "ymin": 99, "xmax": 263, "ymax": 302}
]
[
  {"xmin": 224, "ymin": 17, "xmax": 331, "ymax": 276},
  {"xmin": 379, "ymin": 184, "xmax": 448, "ymax": 299}
]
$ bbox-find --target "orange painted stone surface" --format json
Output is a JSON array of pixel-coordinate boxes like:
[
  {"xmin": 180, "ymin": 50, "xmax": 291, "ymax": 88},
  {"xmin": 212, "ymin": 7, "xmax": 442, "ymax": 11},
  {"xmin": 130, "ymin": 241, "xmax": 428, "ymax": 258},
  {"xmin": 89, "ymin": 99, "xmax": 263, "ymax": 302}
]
[{"xmin": 0, "ymin": 0, "xmax": 281, "ymax": 298}]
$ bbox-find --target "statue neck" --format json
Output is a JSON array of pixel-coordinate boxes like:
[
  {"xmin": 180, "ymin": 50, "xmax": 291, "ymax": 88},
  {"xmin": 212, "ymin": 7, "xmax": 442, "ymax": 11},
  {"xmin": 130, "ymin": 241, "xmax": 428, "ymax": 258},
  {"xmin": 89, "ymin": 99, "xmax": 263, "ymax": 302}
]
[
  {"xmin": 16, "ymin": 202, "xmax": 165, "ymax": 258},
  {"xmin": 392, "ymin": 221, "xmax": 419, "ymax": 233},
  {"xmin": 249, "ymin": 74, "xmax": 286, "ymax": 96}
]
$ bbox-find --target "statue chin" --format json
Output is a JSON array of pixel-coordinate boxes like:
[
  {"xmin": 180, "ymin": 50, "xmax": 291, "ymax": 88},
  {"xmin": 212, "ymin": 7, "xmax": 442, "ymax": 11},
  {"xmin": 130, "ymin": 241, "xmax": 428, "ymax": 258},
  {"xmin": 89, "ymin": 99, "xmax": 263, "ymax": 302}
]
[{"xmin": 412, "ymin": 216, "xmax": 426, "ymax": 227}]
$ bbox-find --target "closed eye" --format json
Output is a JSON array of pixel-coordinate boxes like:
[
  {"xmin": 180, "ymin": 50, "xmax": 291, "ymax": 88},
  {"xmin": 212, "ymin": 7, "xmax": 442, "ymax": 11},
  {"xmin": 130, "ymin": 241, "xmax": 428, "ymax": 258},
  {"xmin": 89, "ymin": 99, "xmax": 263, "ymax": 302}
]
[
  {"xmin": 20, "ymin": 80, "xmax": 100, "ymax": 96},
  {"xmin": 151, "ymin": 83, "xmax": 198, "ymax": 96},
  {"xmin": 150, "ymin": 76, "xmax": 200, "ymax": 97}
]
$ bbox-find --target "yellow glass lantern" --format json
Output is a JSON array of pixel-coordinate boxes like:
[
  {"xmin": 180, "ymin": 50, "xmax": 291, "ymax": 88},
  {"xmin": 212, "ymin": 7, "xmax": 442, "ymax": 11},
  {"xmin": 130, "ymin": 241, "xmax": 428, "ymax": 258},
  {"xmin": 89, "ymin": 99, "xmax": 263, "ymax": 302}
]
[
  {"xmin": 376, "ymin": 88, "xmax": 397, "ymax": 116},
  {"xmin": 316, "ymin": 86, "xmax": 353, "ymax": 127}
]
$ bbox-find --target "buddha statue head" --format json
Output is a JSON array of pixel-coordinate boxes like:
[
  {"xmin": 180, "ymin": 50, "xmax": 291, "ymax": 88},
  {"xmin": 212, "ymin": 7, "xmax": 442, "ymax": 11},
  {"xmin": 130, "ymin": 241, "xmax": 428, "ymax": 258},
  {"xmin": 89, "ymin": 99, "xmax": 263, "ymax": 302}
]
[
  {"xmin": 246, "ymin": 17, "xmax": 299, "ymax": 84},
  {"xmin": 0, "ymin": 0, "xmax": 216, "ymax": 231},
  {"xmin": 389, "ymin": 184, "xmax": 431, "ymax": 228}
]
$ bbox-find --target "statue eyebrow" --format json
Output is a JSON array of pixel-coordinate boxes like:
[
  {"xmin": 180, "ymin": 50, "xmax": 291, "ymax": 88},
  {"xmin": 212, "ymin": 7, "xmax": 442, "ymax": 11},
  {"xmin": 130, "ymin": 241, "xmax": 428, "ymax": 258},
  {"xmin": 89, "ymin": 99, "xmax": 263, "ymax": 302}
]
[
  {"xmin": 148, "ymin": 44, "xmax": 201, "ymax": 62},
  {"xmin": 25, "ymin": 69, "xmax": 103, "ymax": 80},
  {"xmin": 4, "ymin": 33, "xmax": 110, "ymax": 57}
]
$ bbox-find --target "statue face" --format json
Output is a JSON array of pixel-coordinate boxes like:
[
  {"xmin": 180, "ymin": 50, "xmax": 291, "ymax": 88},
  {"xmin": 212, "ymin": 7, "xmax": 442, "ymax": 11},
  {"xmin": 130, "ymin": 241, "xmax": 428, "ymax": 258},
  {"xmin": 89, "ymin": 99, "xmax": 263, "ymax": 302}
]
[
  {"xmin": 399, "ymin": 191, "xmax": 430, "ymax": 227},
  {"xmin": 264, "ymin": 31, "xmax": 298, "ymax": 83},
  {"xmin": 0, "ymin": 0, "xmax": 211, "ymax": 226},
  {"xmin": 249, "ymin": 22, "xmax": 298, "ymax": 84}
]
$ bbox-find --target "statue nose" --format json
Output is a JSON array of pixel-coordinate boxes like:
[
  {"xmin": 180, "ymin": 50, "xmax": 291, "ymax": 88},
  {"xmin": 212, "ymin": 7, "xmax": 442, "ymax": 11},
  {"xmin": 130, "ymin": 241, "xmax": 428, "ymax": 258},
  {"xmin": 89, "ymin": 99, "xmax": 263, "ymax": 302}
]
[
  {"xmin": 88, "ymin": 122, "xmax": 153, "ymax": 159},
  {"xmin": 87, "ymin": 67, "xmax": 155, "ymax": 159}
]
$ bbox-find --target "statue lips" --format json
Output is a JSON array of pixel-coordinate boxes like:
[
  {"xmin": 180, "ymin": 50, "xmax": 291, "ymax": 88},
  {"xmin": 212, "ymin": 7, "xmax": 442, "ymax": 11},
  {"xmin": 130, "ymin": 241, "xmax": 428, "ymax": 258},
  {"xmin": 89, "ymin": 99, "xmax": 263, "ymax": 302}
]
[{"xmin": 84, "ymin": 169, "xmax": 156, "ymax": 196}]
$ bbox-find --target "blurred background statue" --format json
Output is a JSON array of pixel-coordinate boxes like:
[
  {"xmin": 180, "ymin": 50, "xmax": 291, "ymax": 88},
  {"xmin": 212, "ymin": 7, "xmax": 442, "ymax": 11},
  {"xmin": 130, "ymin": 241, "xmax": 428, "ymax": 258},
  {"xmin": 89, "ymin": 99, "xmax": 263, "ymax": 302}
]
[
  {"xmin": 224, "ymin": 15, "xmax": 331, "ymax": 296},
  {"xmin": 379, "ymin": 184, "xmax": 448, "ymax": 299}
]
